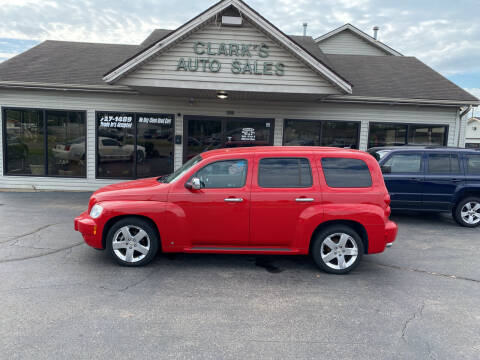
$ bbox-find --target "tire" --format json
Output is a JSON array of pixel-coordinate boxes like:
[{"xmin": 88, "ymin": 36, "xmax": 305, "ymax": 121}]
[
  {"xmin": 106, "ymin": 217, "xmax": 159, "ymax": 266},
  {"xmin": 453, "ymin": 197, "xmax": 480, "ymax": 228},
  {"xmin": 311, "ymin": 225, "xmax": 364, "ymax": 275},
  {"xmin": 136, "ymin": 150, "xmax": 145, "ymax": 164}
]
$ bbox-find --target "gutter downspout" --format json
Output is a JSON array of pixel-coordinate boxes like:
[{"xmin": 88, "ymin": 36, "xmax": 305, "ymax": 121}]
[{"xmin": 456, "ymin": 105, "xmax": 472, "ymax": 146}]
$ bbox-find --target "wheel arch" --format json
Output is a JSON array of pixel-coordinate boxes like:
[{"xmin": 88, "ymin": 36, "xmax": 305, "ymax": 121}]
[
  {"xmin": 102, "ymin": 214, "xmax": 162, "ymax": 250},
  {"xmin": 309, "ymin": 220, "xmax": 369, "ymax": 254},
  {"xmin": 453, "ymin": 189, "xmax": 480, "ymax": 211}
]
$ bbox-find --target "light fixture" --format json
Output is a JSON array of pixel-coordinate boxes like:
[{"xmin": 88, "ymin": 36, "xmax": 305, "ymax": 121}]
[{"xmin": 217, "ymin": 91, "xmax": 228, "ymax": 100}]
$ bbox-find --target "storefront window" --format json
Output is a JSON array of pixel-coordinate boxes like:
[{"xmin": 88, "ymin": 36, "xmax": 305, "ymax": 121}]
[
  {"xmin": 283, "ymin": 119, "xmax": 359, "ymax": 149},
  {"xmin": 47, "ymin": 111, "xmax": 86, "ymax": 177},
  {"xmin": 185, "ymin": 116, "xmax": 273, "ymax": 161},
  {"xmin": 4, "ymin": 108, "xmax": 85, "ymax": 177},
  {"xmin": 96, "ymin": 112, "xmax": 174, "ymax": 179},
  {"xmin": 368, "ymin": 123, "xmax": 407, "ymax": 148},
  {"xmin": 368, "ymin": 122, "xmax": 448, "ymax": 148}
]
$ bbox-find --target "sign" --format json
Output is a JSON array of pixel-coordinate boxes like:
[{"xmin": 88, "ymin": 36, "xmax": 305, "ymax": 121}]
[
  {"xmin": 241, "ymin": 127, "xmax": 256, "ymax": 141},
  {"xmin": 176, "ymin": 41, "xmax": 285, "ymax": 76},
  {"xmin": 99, "ymin": 115, "xmax": 133, "ymax": 129},
  {"xmin": 138, "ymin": 116, "xmax": 172, "ymax": 125}
]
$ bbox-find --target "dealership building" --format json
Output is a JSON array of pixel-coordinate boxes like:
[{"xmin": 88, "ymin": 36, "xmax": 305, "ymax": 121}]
[{"xmin": 0, "ymin": 0, "xmax": 478, "ymax": 190}]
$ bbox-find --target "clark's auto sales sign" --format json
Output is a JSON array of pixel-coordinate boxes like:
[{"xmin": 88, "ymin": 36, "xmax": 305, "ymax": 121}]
[{"xmin": 176, "ymin": 41, "xmax": 285, "ymax": 76}]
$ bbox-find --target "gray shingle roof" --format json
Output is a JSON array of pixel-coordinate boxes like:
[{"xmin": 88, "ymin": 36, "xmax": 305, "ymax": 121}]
[
  {"xmin": 327, "ymin": 54, "xmax": 478, "ymax": 102},
  {"xmin": 0, "ymin": 31, "xmax": 477, "ymax": 103}
]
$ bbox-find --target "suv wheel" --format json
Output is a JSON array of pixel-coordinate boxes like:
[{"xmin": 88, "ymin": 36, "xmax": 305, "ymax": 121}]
[
  {"xmin": 312, "ymin": 225, "xmax": 364, "ymax": 274},
  {"xmin": 106, "ymin": 218, "xmax": 159, "ymax": 266},
  {"xmin": 454, "ymin": 197, "xmax": 480, "ymax": 227}
]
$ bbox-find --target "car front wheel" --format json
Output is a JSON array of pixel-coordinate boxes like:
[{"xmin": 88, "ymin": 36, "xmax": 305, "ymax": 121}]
[
  {"xmin": 106, "ymin": 217, "xmax": 159, "ymax": 266},
  {"xmin": 454, "ymin": 197, "xmax": 480, "ymax": 227},
  {"xmin": 312, "ymin": 225, "xmax": 364, "ymax": 274}
]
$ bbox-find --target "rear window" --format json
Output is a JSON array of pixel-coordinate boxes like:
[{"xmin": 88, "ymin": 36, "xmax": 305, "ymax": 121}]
[
  {"xmin": 465, "ymin": 154, "xmax": 480, "ymax": 175},
  {"xmin": 258, "ymin": 158, "xmax": 312, "ymax": 188},
  {"xmin": 321, "ymin": 158, "xmax": 372, "ymax": 188},
  {"xmin": 427, "ymin": 153, "xmax": 460, "ymax": 174}
]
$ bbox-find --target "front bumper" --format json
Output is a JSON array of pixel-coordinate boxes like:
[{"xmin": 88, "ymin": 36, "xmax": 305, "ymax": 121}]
[{"xmin": 74, "ymin": 211, "xmax": 103, "ymax": 249}]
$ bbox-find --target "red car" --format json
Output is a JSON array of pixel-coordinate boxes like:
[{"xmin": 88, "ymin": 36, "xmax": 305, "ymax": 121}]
[{"xmin": 75, "ymin": 147, "xmax": 397, "ymax": 274}]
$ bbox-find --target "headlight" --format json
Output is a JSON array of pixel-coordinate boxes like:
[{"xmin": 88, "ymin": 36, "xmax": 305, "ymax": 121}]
[{"xmin": 90, "ymin": 204, "xmax": 103, "ymax": 219}]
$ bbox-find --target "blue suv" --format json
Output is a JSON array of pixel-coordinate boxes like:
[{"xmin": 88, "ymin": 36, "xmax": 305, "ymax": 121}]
[{"xmin": 368, "ymin": 146, "xmax": 480, "ymax": 227}]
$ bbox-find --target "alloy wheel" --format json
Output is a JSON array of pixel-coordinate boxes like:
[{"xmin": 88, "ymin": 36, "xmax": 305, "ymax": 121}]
[
  {"xmin": 112, "ymin": 225, "xmax": 151, "ymax": 263},
  {"xmin": 460, "ymin": 202, "xmax": 480, "ymax": 225},
  {"xmin": 320, "ymin": 233, "xmax": 359, "ymax": 270}
]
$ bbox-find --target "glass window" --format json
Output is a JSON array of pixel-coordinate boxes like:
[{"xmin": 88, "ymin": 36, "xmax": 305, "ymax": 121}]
[
  {"xmin": 368, "ymin": 123, "xmax": 407, "ymax": 148},
  {"xmin": 321, "ymin": 158, "xmax": 372, "ymax": 188},
  {"xmin": 195, "ymin": 159, "xmax": 247, "ymax": 189},
  {"xmin": 96, "ymin": 112, "xmax": 174, "ymax": 179},
  {"xmin": 321, "ymin": 121, "xmax": 359, "ymax": 149},
  {"xmin": 384, "ymin": 153, "xmax": 423, "ymax": 173},
  {"xmin": 283, "ymin": 120, "xmax": 359, "ymax": 149},
  {"xmin": 408, "ymin": 125, "xmax": 446, "ymax": 145},
  {"xmin": 186, "ymin": 118, "xmax": 222, "ymax": 161},
  {"xmin": 283, "ymin": 120, "xmax": 321, "ymax": 146},
  {"xmin": 47, "ymin": 111, "xmax": 86, "ymax": 177},
  {"xmin": 427, "ymin": 154, "xmax": 460, "ymax": 174},
  {"xmin": 4, "ymin": 108, "xmax": 86, "ymax": 177},
  {"xmin": 97, "ymin": 112, "xmax": 135, "ymax": 179},
  {"xmin": 465, "ymin": 154, "xmax": 480, "ymax": 175},
  {"xmin": 224, "ymin": 119, "xmax": 272, "ymax": 148},
  {"xmin": 136, "ymin": 114, "xmax": 174, "ymax": 178},
  {"xmin": 258, "ymin": 158, "xmax": 312, "ymax": 188}
]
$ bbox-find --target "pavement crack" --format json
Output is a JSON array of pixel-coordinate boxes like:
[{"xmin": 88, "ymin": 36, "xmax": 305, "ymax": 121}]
[
  {"xmin": 0, "ymin": 242, "xmax": 84, "ymax": 264},
  {"xmin": 0, "ymin": 223, "xmax": 67, "ymax": 245},
  {"xmin": 366, "ymin": 261, "xmax": 480, "ymax": 283},
  {"xmin": 401, "ymin": 301, "xmax": 425, "ymax": 343}
]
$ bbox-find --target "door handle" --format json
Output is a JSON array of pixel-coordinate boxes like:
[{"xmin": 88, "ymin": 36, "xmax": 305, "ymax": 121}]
[
  {"xmin": 295, "ymin": 198, "xmax": 314, "ymax": 202},
  {"xmin": 452, "ymin": 179, "xmax": 462, "ymax": 183},
  {"xmin": 409, "ymin": 178, "xmax": 422, "ymax": 182},
  {"xmin": 224, "ymin": 198, "xmax": 243, "ymax": 202}
]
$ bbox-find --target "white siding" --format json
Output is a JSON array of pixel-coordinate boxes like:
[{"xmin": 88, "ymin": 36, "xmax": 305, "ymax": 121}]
[
  {"xmin": 118, "ymin": 20, "xmax": 340, "ymax": 95},
  {"xmin": 318, "ymin": 30, "xmax": 390, "ymax": 56},
  {"xmin": 0, "ymin": 88, "xmax": 459, "ymax": 191}
]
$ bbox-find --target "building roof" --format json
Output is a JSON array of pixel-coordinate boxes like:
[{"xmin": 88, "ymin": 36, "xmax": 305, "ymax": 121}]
[
  {"xmin": 0, "ymin": 21, "xmax": 477, "ymax": 104},
  {"xmin": 326, "ymin": 54, "xmax": 479, "ymax": 102},
  {"xmin": 315, "ymin": 23, "xmax": 402, "ymax": 56}
]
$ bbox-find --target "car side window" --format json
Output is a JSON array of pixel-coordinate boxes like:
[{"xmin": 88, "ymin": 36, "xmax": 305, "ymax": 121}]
[
  {"xmin": 465, "ymin": 154, "xmax": 480, "ymax": 175},
  {"xmin": 195, "ymin": 159, "xmax": 247, "ymax": 189},
  {"xmin": 321, "ymin": 158, "xmax": 372, "ymax": 188},
  {"xmin": 258, "ymin": 158, "xmax": 312, "ymax": 188},
  {"xmin": 383, "ymin": 153, "xmax": 423, "ymax": 173},
  {"xmin": 427, "ymin": 153, "xmax": 461, "ymax": 174}
]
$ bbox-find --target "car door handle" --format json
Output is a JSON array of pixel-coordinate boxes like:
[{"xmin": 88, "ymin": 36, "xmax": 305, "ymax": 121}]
[
  {"xmin": 409, "ymin": 178, "xmax": 423, "ymax": 182},
  {"xmin": 452, "ymin": 179, "xmax": 462, "ymax": 183},
  {"xmin": 295, "ymin": 198, "xmax": 314, "ymax": 202},
  {"xmin": 224, "ymin": 198, "xmax": 243, "ymax": 202}
]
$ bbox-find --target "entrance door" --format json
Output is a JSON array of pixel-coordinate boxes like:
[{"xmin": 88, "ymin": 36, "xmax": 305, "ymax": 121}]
[{"xmin": 184, "ymin": 116, "xmax": 274, "ymax": 162}]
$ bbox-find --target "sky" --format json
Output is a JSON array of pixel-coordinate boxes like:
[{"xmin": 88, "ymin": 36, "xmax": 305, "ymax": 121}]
[{"xmin": 0, "ymin": 0, "xmax": 479, "ymax": 115}]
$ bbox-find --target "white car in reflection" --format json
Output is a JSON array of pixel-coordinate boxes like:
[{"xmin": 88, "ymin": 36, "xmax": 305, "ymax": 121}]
[{"xmin": 52, "ymin": 137, "xmax": 146, "ymax": 163}]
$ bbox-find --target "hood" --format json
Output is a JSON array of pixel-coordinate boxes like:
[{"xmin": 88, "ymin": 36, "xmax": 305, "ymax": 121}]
[{"xmin": 89, "ymin": 177, "xmax": 169, "ymax": 207}]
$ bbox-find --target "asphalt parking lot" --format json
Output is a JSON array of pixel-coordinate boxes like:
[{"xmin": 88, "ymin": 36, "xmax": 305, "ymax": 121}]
[{"xmin": 0, "ymin": 191, "xmax": 479, "ymax": 360}]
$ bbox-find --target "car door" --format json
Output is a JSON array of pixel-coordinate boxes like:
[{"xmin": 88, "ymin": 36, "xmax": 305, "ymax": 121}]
[
  {"xmin": 168, "ymin": 156, "xmax": 252, "ymax": 247},
  {"xmin": 381, "ymin": 151, "xmax": 425, "ymax": 210},
  {"xmin": 423, "ymin": 152, "xmax": 464, "ymax": 211},
  {"xmin": 249, "ymin": 155, "xmax": 321, "ymax": 248}
]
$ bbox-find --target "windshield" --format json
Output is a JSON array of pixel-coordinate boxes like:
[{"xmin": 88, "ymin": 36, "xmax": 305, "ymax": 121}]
[
  {"xmin": 368, "ymin": 149, "xmax": 391, "ymax": 161},
  {"xmin": 159, "ymin": 155, "xmax": 202, "ymax": 183}
]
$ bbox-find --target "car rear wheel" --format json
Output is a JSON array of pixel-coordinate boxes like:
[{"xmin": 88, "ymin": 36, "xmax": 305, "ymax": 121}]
[
  {"xmin": 454, "ymin": 197, "xmax": 480, "ymax": 227},
  {"xmin": 106, "ymin": 218, "xmax": 159, "ymax": 266},
  {"xmin": 312, "ymin": 225, "xmax": 364, "ymax": 274}
]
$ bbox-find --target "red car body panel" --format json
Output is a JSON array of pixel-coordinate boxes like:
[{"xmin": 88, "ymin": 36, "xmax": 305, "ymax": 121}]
[{"xmin": 75, "ymin": 147, "xmax": 397, "ymax": 255}]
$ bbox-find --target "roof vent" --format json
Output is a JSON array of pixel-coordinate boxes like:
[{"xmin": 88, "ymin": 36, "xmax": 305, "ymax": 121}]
[
  {"xmin": 222, "ymin": 16, "xmax": 243, "ymax": 27},
  {"xmin": 303, "ymin": 22, "xmax": 308, "ymax": 36},
  {"xmin": 373, "ymin": 26, "xmax": 379, "ymax": 40}
]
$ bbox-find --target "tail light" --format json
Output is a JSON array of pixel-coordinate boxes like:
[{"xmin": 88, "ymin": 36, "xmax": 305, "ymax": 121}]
[
  {"xmin": 65, "ymin": 145, "xmax": 70, "ymax": 151},
  {"xmin": 384, "ymin": 193, "xmax": 391, "ymax": 217}
]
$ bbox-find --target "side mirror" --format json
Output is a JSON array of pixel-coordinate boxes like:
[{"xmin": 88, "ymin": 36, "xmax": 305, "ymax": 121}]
[
  {"xmin": 185, "ymin": 177, "xmax": 202, "ymax": 190},
  {"xmin": 381, "ymin": 165, "xmax": 391, "ymax": 174}
]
